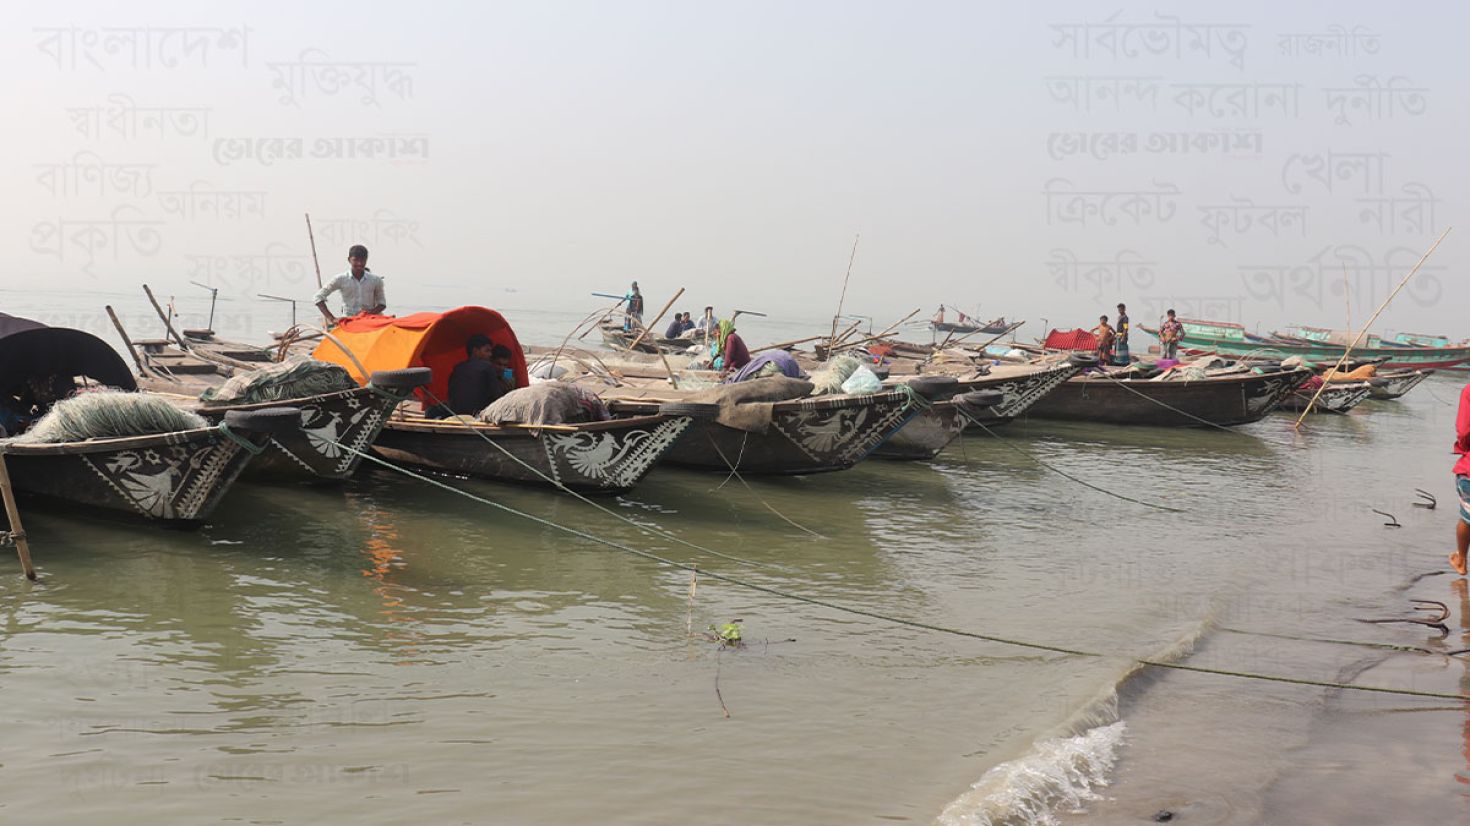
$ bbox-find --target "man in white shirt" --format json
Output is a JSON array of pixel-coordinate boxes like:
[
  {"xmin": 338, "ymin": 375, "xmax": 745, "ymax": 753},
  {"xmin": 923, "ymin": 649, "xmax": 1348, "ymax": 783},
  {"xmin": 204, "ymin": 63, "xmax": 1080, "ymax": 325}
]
[{"xmin": 314, "ymin": 244, "xmax": 386, "ymax": 326}]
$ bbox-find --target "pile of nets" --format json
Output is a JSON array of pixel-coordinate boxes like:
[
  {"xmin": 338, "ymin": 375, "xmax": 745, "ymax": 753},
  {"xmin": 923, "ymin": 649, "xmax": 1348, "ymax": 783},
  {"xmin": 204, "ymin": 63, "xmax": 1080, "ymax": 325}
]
[
  {"xmin": 14, "ymin": 390, "xmax": 207, "ymax": 444},
  {"xmin": 480, "ymin": 383, "xmax": 610, "ymax": 425},
  {"xmin": 199, "ymin": 358, "xmax": 357, "ymax": 406},
  {"xmin": 807, "ymin": 354, "xmax": 866, "ymax": 395}
]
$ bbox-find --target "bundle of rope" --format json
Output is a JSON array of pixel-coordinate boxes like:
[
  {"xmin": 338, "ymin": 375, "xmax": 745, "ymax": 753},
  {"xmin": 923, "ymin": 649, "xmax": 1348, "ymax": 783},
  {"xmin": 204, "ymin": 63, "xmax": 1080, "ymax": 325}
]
[
  {"xmin": 14, "ymin": 389, "xmax": 207, "ymax": 443},
  {"xmin": 198, "ymin": 358, "xmax": 356, "ymax": 407}
]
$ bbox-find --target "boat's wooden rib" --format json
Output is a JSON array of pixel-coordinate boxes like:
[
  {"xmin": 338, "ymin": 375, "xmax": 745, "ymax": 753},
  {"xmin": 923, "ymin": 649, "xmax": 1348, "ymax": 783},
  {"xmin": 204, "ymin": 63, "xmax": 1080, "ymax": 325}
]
[
  {"xmin": 371, "ymin": 413, "xmax": 693, "ymax": 494},
  {"xmin": 1025, "ymin": 368, "xmax": 1313, "ymax": 426}
]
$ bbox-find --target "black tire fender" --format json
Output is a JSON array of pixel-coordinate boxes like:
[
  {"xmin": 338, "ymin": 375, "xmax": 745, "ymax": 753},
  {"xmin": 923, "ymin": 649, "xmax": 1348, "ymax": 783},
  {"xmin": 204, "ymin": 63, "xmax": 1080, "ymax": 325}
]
[
  {"xmin": 658, "ymin": 401, "xmax": 721, "ymax": 420},
  {"xmin": 1067, "ymin": 352, "xmax": 1099, "ymax": 367},
  {"xmin": 906, "ymin": 375, "xmax": 959, "ymax": 399},
  {"xmin": 957, "ymin": 389, "xmax": 1004, "ymax": 410},
  {"xmin": 369, "ymin": 367, "xmax": 433, "ymax": 391},
  {"xmin": 224, "ymin": 406, "xmax": 302, "ymax": 436}
]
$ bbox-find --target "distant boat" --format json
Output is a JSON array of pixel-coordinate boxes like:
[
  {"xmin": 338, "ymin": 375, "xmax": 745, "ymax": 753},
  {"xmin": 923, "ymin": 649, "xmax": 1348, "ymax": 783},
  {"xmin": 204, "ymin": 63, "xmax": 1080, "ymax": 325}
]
[
  {"xmin": 932, "ymin": 318, "xmax": 1012, "ymax": 335},
  {"xmin": 1140, "ymin": 318, "xmax": 1470, "ymax": 370}
]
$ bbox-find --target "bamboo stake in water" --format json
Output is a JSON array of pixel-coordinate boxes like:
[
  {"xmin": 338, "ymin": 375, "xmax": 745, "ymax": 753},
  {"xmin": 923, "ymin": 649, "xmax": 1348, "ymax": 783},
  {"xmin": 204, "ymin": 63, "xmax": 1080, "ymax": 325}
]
[
  {"xmin": 0, "ymin": 454, "xmax": 37, "ymax": 581},
  {"xmin": 1293, "ymin": 227, "xmax": 1450, "ymax": 428},
  {"xmin": 827, "ymin": 234, "xmax": 861, "ymax": 347}
]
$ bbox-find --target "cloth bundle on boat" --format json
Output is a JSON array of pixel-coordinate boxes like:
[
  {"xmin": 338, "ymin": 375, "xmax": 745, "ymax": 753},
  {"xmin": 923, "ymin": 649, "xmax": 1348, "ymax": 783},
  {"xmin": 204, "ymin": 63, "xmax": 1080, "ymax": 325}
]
[
  {"xmin": 198, "ymin": 357, "xmax": 356, "ymax": 406},
  {"xmin": 310, "ymin": 307, "xmax": 529, "ymax": 405},
  {"xmin": 479, "ymin": 383, "xmax": 610, "ymax": 426},
  {"xmin": 1043, "ymin": 329, "xmax": 1098, "ymax": 351},
  {"xmin": 1322, "ymin": 363, "xmax": 1378, "ymax": 382},
  {"xmin": 686, "ymin": 376, "xmax": 815, "ymax": 433},
  {"xmin": 808, "ymin": 354, "xmax": 866, "ymax": 395},
  {"xmin": 724, "ymin": 350, "xmax": 803, "ymax": 384},
  {"xmin": 14, "ymin": 389, "xmax": 207, "ymax": 444}
]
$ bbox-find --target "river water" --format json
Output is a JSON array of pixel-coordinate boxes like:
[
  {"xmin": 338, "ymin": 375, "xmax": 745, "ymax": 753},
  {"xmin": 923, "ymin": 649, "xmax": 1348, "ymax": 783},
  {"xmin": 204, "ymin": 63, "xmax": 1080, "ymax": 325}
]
[{"xmin": 1, "ymin": 290, "xmax": 1467, "ymax": 824}]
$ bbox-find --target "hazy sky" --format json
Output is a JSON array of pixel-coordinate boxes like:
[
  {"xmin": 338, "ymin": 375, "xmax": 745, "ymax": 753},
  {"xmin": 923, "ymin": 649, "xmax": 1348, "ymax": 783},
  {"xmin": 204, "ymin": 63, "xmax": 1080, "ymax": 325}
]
[{"xmin": 4, "ymin": 1, "xmax": 1464, "ymax": 342}]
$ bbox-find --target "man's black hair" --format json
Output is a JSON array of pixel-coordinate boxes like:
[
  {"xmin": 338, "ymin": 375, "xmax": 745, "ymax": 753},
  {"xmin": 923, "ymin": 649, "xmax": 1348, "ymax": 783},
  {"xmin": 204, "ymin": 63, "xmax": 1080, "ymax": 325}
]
[
  {"xmin": 466, "ymin": 333, "xmax": 493, "ymax": 357},
  {"xmin": 491, "ymin": 344, "xmax": 513, "ymax": 361},
  {"xmin": 348, "ymin": 244, "xmax": 369, "ymax": 259}
]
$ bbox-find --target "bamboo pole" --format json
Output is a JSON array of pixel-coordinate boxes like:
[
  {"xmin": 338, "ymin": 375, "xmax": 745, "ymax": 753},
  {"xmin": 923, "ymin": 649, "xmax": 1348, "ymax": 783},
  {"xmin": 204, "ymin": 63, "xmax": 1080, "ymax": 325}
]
[
  {"xmin": 830, "ymin": 308, "xmax": 920, "ymax": 353},
  {"xmin": 828, "ymin": 319, "xmax": 864, "ymax": 347},
  {"xmin": 142, "ymin": 284, "xmax": 188, "ymax": 348},
  {"xmin": 1293, "ymin": 228, "xmax": 1450, "ymax": 428},
  {"xmin": 827, "ymin": 234, "xmax": 861, "ymax": 347},
  {"xmin": 105, "ymin": 305, "xmax": 157, "ymax": 378},
  {"xmin": 305, "ymin": 213, "xmax": 324, "ymax": 289},
  {"xmin": 0, "ymin": 455, "xmax": 37, "ymax": 581},
  {"xmin": 750, "ymin": 334, "xmax": 828, "ymax": 354},
  {"xmin": 626, "ymin": 287, "xmax": 685, "ymax": 352}
]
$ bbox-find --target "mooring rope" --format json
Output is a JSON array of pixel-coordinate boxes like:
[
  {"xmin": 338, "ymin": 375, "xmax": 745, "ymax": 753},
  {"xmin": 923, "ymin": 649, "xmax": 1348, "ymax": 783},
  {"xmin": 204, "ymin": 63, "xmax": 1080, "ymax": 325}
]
[
  {"xmin": 333, "ymin": 440, "xmax": 1470, "ymax": 702},
  {"xmin": 956, "ymin": 408, "xmax": 1185, "ymax": 513},
  {"xmin": 702, "ymin": 431, "xmax": 825, "ymax": 539}
]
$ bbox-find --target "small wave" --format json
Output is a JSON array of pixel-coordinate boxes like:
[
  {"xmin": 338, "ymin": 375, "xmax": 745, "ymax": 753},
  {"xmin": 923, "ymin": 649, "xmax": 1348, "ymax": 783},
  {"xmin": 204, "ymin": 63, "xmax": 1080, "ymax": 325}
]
[{"xmin": 937, "ymin": 720, "xmax": 1127, "ymax": 826}]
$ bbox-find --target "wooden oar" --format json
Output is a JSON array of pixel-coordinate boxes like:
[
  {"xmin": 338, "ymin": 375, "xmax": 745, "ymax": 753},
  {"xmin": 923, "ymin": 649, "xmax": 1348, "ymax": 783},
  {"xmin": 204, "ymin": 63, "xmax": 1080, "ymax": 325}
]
[
  {"xmin": 0, "ymin": 454, "xmax": 36, "ymax": 580},
  {"xmin": 305, "ymin": 213, "xmax": 323, "ymax": 288},
  {"xmin": 626, "ymin": 287, "xmax": 685, "ymax": 352},
  {"xmin": 142, "ymin": 284, "xmax": 188, "ymax": 348},
  {"xmin": 105, "ymin": 305, "xmax": 159, "ymax": 379}
]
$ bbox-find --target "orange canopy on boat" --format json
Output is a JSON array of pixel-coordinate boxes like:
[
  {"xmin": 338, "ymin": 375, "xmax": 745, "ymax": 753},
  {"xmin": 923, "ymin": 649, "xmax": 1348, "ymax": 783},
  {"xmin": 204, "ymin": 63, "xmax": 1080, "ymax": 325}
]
[{"xmin": 310, "ymin": 307, "xmax": 528, "ymax": 406}]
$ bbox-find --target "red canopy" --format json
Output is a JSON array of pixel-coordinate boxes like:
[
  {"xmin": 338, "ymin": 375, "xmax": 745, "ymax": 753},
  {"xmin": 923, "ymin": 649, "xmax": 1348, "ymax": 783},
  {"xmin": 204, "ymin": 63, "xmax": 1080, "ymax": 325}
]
[
  {"xmin": 1043, "ymin": 328, "xmax": 1099, "ymax": 351},
  {"xmin": 311, "ymin": 307, "xmax": 528, "ymax": 406}
]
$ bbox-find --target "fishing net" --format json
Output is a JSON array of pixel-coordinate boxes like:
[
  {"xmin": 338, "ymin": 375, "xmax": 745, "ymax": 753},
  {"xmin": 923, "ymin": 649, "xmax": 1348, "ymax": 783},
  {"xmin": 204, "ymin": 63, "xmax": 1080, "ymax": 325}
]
[
  {"xmin": 14, "ymin": 390, "xmax": 208, "ymax": 444},
  {"xmin": 480, "ymin": 383, "xmax": 610, "ymax": 425},
  {"xmin": 199, "ymin": 358, "xmax": 356, "ymax": 407},
  {"xmin": 807, "ymin": 354, "xmax": 865, "ymax": 395}
]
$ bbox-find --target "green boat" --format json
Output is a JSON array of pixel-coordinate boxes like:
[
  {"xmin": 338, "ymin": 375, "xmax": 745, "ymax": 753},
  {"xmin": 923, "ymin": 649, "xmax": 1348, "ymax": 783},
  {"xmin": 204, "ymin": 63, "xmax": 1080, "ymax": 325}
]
[{"xmin": 1141, "ymin": 319, "xmax": 1470, "ymax": 370}]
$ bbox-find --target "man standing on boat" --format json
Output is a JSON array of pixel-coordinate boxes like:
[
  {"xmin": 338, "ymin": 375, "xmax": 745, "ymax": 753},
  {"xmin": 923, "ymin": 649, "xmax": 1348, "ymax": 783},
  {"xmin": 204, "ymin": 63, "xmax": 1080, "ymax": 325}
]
[
  {"xmin": 623, "ymin": 282, "xmax": 644, "ymax": 331},
  {"xmin": 1159, "ymin": 309, "xmax": 1184, "ymax": 360},
  {"xmin": 1452, "ymin": 382, "xmax": 1470, "ymax": 575},
  {"xmin": 314, "ymin": 244, "xmax": 386, "ymax": 327},
  {"xmin": 1114, "ymin": 303, "xmax": 1131, "ymax": 365}
]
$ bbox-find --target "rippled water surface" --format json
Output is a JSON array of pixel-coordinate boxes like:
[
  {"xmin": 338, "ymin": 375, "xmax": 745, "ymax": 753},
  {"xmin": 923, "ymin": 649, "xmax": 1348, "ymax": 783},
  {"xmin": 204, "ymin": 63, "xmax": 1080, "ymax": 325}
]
[{"xmin": 1, "ymin": 292, "xmax": 1467, "ymax": 824}]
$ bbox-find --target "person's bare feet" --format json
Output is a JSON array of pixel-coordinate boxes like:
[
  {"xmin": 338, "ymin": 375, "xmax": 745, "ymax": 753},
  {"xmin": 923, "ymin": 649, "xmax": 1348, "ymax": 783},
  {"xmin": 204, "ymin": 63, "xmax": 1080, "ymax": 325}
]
[{"xmin": 1450, "ymin": 551, "xmax": 1468, "ymax": 576}]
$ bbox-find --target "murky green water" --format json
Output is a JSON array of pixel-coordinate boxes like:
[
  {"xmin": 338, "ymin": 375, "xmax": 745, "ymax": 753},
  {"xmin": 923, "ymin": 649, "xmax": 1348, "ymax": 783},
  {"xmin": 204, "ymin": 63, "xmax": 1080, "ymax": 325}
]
[{"xmin": 2, "ymin": 292, "xmax": 1467, "ymax": 824}]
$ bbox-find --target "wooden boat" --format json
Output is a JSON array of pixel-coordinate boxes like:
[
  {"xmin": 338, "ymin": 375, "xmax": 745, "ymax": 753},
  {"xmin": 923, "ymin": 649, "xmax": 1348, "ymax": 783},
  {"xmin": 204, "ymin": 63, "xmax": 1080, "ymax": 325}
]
[
  {"xmin": 373, "ymin": 411, "xmax": 693, "ymax": 493},
  {"xmin": 604, "ymin": 386, "xmax": 921, "ymax": 474},
  {"xmin": 1142, "ymin": 318, "xmax": 1470, "ymax": 370},
  {"xmin": 870, "ymin": 358, "xmax": 1087, "ymax": 459},
  {"xmin": 1366, "ymin": 369, "xmax": 1433, "ymax": 400},
  {"xmin": 1276, "ymin": 380, "xmax": 1375, "ymax": 414},
  {"xmin": 932, "ymin": 318, "xmax": 1013, "ymax": 336},
  {"xmin": 118, "ymin": 314, "xmax": 433, "ymax": 483},
  {"xmin": 1025, "ymin": 367, "xmax": 1313, "ymax": 426},
  {"xmin": 0, "ymin": 312, "xmax": 300, "ymax": 523},
  {"xmin": 308, "ymin": 306, "xmax": 696, "ymax": 493},
  {"xmin": 599, "ymin": 322, "xmax": 701, "ymax": 355}
]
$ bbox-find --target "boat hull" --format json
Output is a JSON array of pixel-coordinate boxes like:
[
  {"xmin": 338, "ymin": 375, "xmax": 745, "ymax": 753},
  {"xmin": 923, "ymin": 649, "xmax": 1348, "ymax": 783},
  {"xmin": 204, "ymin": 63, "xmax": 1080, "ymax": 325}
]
[
  {"xmin": 371, "ymin": 414, "xmax": 690, "ymax": 494},
  {"xmin": 1025, "ymin": 369, "xmax": 1311, "ymax": 426},
  {"xmin": 1277, "ymin": 383, "xmax": 1373, "ymax": 413},
  {"xmin": 1366, "ymin": 370, "xmax": 1432, "ymax": 400},
  {"xmin": 1150, "ymin": 328, "xmax": 1470, "ymax": 370},
  {"xmin": 194, "ymin": 387, "xmax": 404, "ymax": 482},
  {"xmin": 0, "ymin": 426, "xmax": 268, "ymax": 524},
  {"xmin": 872, "ymin": 400, "xmax": 966, "ymax": 460}
]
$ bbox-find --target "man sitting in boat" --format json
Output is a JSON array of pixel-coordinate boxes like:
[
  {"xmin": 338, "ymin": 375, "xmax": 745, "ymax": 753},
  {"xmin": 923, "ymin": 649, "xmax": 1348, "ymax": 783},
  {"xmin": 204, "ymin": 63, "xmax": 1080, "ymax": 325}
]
[
  {"xmin": 436, "ymin": 336, "xmax": 516, "ymax": 417},
  {"xmin": 0, "ymin": 375, "xmax": 76, "ymax": 436},
  {"xmin": 314, "ymin": 244, "xmax": 386, "ymax": 327},
  {"xmin": 665, "ymin": 313, "xmax": 688, "ymax": 340}
]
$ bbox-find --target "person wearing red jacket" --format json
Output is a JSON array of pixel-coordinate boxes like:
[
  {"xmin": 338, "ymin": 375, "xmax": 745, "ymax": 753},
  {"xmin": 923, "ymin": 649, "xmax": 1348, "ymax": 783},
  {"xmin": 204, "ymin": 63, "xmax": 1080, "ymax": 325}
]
[{"xmin": 1453, "ymin": 384, "xmax": 1470, "ymax": 575}]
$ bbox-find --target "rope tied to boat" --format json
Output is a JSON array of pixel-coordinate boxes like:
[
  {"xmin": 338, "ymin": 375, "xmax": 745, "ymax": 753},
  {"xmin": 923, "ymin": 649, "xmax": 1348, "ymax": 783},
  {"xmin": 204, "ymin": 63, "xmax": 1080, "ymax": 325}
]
[
  {"xmin": 214, "ymin": 421, "xmax": 267, "ymax": 455},
  {"xmin": 330, "ymin": 439, "xmax": 1470, "ymax": 702}
]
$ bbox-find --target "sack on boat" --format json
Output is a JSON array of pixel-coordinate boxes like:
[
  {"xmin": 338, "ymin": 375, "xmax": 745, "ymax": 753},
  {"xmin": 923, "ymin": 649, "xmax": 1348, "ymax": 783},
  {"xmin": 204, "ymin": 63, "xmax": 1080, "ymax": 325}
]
[
  {"xmin": 14, "ymin": 389, "xmax": 208, "ymax": 444},
  {"xmin": 808, "ymin": 354, "xmax": 865, "ymax": 395},
  {"xmin": 199, "ymin": 357, "xmax": 356, "ymax": 407},
  {"xmin": 687, "ymin": 376, "xmax": 814, "ymax": 433},
  {"xmin": 840, "ymin": 365, "xmax": 882, "ymax": 394},
  {"xmin": 479, "ymin": 383, "xmax": 610, "ymax": 425}
]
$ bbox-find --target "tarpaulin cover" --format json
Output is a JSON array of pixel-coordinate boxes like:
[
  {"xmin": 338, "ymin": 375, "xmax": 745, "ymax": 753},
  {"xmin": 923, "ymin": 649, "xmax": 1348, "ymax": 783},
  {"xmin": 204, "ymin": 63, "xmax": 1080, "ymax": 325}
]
[
  {"xmin": 1043, "ymin": 328, "xmax": 1099, "ymax": 351},
  {"xmin": 310, "ymin": 308, "xmax": 528, "ymax": 405},
  {"xmin": 0, "ymin": 313, "xmax": 136, "ymax": 393}
]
